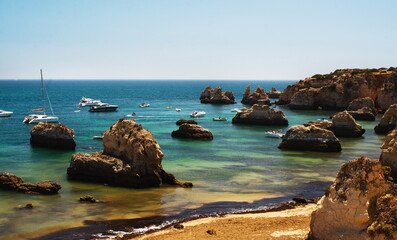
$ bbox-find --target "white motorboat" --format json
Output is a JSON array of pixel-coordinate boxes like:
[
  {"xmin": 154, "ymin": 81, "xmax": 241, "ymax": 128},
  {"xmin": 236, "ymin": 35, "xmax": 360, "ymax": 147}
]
[
  {"xmin": 190, "ymin": 111, "xmax": 206, "ymax": 118},
  {"xmin": 0, "ymin": 110, "xmax": 13, "ymax": 117},
  {"xmin": 89, "ymin": 103, "xmax": 118, "ymax": 112},
  {"xmin": 23, "ymin": 70, "xmax": 59, "ymax": 124},
  {"xmin": 139, "ymin": 103, "xmax": 150, "ymax": 108},
  {"xmin": 265, "ymin": 130, "xmax": 283, "ymax": 138},
  {"xmin": 175, "ymin": 108, "xmax": 181, "ymax": 112},
  {"xmin": 78, "ymin": 97, "xmax": 102, "ymax": 107},
  {"xmin": 213, "ymin": 117, "xmax": 227, "ymax": 121},
  {"xmin": 231, "ymin": 108, "xmax": 242, "ymax": 113}
]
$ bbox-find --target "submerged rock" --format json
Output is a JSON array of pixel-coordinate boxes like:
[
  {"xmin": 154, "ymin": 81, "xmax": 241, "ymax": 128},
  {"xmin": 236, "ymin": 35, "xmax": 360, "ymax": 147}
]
[
  {"xmin": 30, "ymin": 123, "xmax": 76, "ymax": 150},
  {"xmin": 200, "ymin": 86, "xmax": 235, "ymax": 104},
  {"xmin": 374, "ymin": 104, "xmax": 397, "ymax": 134},
  {"xmin": 0, "ymin": 172, "xmax": 61, "ymax": 194},
  {"xmin": 176, "ymin": 119, "xmax": 198, "ymax": 126},
  {"xmin": 267, "ymin": 87, "xmax": 282, "ymax": 98},
  {"xmin": 241, "ymin": 85, "xmax": 270, "ymax": 105},
  {"xmin": 278, "ymin": 125, "xmax": 341, "ymax": 152},
  {"xmin": 79, "ymin": 195, "xmax": 97, "ymax": 203},
  {"xmin": 380, "ymin": 128, "xmax": 397, "ymax": 182},
  {"xmin": 232, "ymin": 104, "xmax": 288, "ymax": 125},
  {"xmin": 67, "ymin": 118, "xmax": 192, "ymax": 188},
  {"xmin": 172, "ymin": 124, "xmax": 213, "ymax": 140}
]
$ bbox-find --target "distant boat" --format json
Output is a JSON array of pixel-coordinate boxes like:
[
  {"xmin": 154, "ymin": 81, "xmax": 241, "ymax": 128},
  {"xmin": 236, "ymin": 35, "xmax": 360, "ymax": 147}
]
[
  {"xmin": 166, "ymin": 106, "xmax": 172, "ymax": 109},
  {"xmin": 139, "ymin": 103, "xmax": 150, "ymax": 108},
  {"xmin": 23, "ymin": 69, "xmax": 59, "ymax": 124},
  {"xmin": 0, "ymin": 110, "xmax": 13, "ymax": 117},
  {"xmin": 213, "ymin": 117, "xmax": 227, "ymax": 121},
  {"xmin": 190, "ymin": 111, "xmax": 206, "ymax": 118},
  {"xmin": 265, "ymin": 130, "xmax": 283, "ymax": 138},
  {"xmin": 89, "ymin": 103, "xmax": 118, "ymax": 112},
  {"xmin": 175, "ymin": 108, "xmax": 181, "ymax": 112},
  {"xmin": 231, "ymin": 108, "xmax": 242, "ymax": 113},
  {"xmin": 92, "ymin": 135, "xmax": 104, "ymax": 139},
  {"xmin": 78, "ymin": 97, "xmax": 102, "ymax": 107}
]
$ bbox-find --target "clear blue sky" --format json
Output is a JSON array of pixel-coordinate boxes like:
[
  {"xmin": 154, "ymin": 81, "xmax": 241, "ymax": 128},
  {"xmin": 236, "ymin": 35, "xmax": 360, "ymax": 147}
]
[{"xmin": 1, "ymin": 0, "xmax": 396, "ymax": 80}]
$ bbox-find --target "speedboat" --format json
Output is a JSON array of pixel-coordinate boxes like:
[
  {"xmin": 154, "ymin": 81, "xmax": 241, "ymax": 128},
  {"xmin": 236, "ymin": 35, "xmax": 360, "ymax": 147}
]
[
  {"xmin": 213, "ymin": 117, "xmax": 227, "ymax": 121},
  {"xmin": 0, "ymin": 110, "xmax": 13, "ymax": 117},
  {"xmin": 78, "ymin": 97, "xmax": 102, "ymax": 107},
  {"xmin": 23, "ymin": 114, "xmax": 59, "ymax": 124},
  {"xmin": 175, "ymin": 108, "xmax": 181, "ymax": 112},
  {"xmin": 139, "ymin": 103, "xmax": 150, "ymax": 108},
  {"xmin": 231, "ymin": 108, "xmax": 242, "ymax": 113},
  {"xmin": 89, "ymin": 103, "xmax": 118, "ymax": 112},
  {"xmin": 190, "ymin": 111, "xmax": 206, "ymax": 118},
  {"xmin": 92, "ymin": 135, "xmax": 104, "ymax": 139},
  {"xmin": 265, "ymin": 130, "xmax": 283, "ymax": 138}
]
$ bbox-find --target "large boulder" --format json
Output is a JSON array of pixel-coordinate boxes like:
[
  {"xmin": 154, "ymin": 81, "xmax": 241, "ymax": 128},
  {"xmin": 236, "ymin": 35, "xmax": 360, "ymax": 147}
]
[
  {"xmin": 241, "ymin": 85, "xmax": 270, "ymax": 105},
  {"xmin": 347, "ymin": 107, "xmax": 376, "ymax": 121},
  {"xmin": 375, "ymin": 104, "xmax": 397, "ymax": 134},
  {"xmin": 171, "ymin": 124, "xmax": 213, "ymax": 140},
  {"xmin": 346, "ymin": 97, "xmax": 377, "ymax": 121},
  {"xmin": 278, "ymin": 125, "xmax": 341, "ymax": 152},
  {"xmin": 232, "ymin": 104, "xmax": 288, "ymax": 125},
  {"xmin": 377, "ymin": 73, "xmax": 397, "ymax": 112},
  {"xmin": 176, "ymin": 119, "xmax": 197, "ymax": 126},
  {"xmin": 30, "ymin": 123, "xmax": 76, "ymax": 150},
  {"xmin": 267, "ymin": 87, "xmax": 282, "ymax": 98},
  {"xmin": 380, "ymin": 128, "xmax": 397, "ymax": 181},
  {"xmin": 328, "ymin": 111, "xmax": 365, "ymax": 137},
  {"xmin": 0, "ymin": 172, "xmax": 61, "ymax": 194},
  {"xmin": 308, "ymin": 157, "xmax": 397, "ymax": 240},
  {"xmin": 67, "ymin": 118, "xmax": 192, "ymax": 188},
  {"xmin": 200, "ymin": 86, "xmax": 235, "ymax": 104}
]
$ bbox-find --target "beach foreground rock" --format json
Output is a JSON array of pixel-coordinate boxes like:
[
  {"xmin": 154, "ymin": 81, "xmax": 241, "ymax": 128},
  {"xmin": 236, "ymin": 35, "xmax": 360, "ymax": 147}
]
[
  {"xmin": 374, "ymin": 104, "xmax": 397, "ymax": 134},
  {"xmin": 67, "ymin": 118, "xmax": 192, "ymax": 188},
  {"xmin": 278, "ymin": 125, "xmax": 341, "ymax": 152},
  {"xmin": 172, "ymin": 124, "xmax": 213, "ymax": 140},
  {"xmin": 0, "ymin": 172, "xmax": 61, "ymax": 194},
  {"xmin": 232, "ymin": 104, "xmax": 288, "ymax": 125},
  {"xmin": 200, "ymin": 86, "xmax": 235, "ymax": 104},
  {"xmin": 30, "ymin": 122, "xmax": 76, "ymax": 150},
  {"xmin": 241, "ymin": 85, "xmax": 270, "ymax": 105}
]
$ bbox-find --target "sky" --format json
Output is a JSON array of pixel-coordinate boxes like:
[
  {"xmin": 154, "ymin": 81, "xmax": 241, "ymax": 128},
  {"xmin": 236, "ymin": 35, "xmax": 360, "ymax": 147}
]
[{"xmin": 0, "ymin": 0, "xmax": 396, "ymax": 80}]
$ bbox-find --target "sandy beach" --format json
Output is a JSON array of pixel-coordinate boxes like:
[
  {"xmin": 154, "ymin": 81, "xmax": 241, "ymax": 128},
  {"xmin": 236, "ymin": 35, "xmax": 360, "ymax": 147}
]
[{"xmin": 133, "ymin": 204, "xmax": 316, "ymax": 240}]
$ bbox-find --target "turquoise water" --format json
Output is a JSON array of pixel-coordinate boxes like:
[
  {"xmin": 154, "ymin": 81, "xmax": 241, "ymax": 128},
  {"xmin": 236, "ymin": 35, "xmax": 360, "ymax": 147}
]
[{"xmin": 0, "ymin": 80, "xmax": 384, "ymax": 239}]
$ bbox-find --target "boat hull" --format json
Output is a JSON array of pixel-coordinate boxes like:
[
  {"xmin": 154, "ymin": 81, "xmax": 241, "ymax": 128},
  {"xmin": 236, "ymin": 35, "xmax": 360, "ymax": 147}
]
[{"xmin": 89, "ymin": 106, "xmax": 118, "ymax": 112}]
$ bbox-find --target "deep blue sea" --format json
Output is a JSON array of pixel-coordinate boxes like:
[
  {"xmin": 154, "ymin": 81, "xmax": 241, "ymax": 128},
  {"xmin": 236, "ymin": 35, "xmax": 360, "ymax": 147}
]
[{"xmin": 0, "ymin": 80, "xmax": 385, "ymax": 239}]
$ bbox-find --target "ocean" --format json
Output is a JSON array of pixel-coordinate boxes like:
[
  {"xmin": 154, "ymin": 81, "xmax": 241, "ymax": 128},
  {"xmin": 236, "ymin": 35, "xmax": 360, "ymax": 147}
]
[{"xmin": 0, "ymin": 80, "xmax": 385, "ymax": 239}]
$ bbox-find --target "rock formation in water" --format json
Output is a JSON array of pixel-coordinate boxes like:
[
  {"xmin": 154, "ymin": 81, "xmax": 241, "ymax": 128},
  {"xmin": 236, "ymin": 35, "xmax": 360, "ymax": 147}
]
[
  {"xmin": 67, "ymin": 118, "xmax": 192, "ymax": 188},
  {"xmin": 0, "ymin": 172, "xmax": 61, "ymax": 194},
  {"xmin": 377, "ymin": 73, "xmax": 397, "ymax": 112},
  {"xmin": 278, "ymin": 68, "xmax": 397, "ymax": 110},
  {"xmin": 30, "ymin": 123, "xmax": 76, "ymax": 150},
  {"xmin": 200, "ymin": 86, "xmax": 235, "ymax": 104},
  {"xmin": 374, "ymin": 104, "xmax": 397, "ymax": 134},
  {"xmin": 176, "ymin": 119, "xmax": 198, "ymax": 126},
  {"xmin": 346, "ymin": 97, "xmax": 377, "ymax": 121},
  {"xmin": 241, "ymin": 85, "xmax": 270, "ymax": 105},
  {"xmin": 380, "ymin": 128, "xmax": 397, "ymax": 181},
  {"xmin": 278, "ymin": 125, "xmax": 341, "ymax": 152},
  {"xmin": 308, "ymin": 156, "xmax": 397, "ymax": 240},
  {"xmin": 171, "ymin": 123, "xmax": 213, "ymax": 140},
  {"xmin": 267, "ymin": 87, "xmax": 282, "ymax": 98},
  {"xmin": 232, "ymin": 103, "xmax": 288, "ymax": 125}
]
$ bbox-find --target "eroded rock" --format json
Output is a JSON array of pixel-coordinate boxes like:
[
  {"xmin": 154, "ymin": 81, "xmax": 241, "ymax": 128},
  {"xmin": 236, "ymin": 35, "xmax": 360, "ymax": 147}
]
[
  {"xmin": 172, "ymin": 124, "xmax": 213, "ymax": 140},
  {"xmin": 176, "ymin": 119, "xmax": 198, "ymax": 126},
  {"xmin": 377, "ymin": 73, "xmax": 397, "ymax": 112},
  {"xmin": 375, "ymin": 104, "xmax": 397, "ymax": 134},
  {"xmin": 0, "ymin": 172, "xmax": 61, "ymax": 194},
  {"xmin": 30, "ymin": 123, "xmax": 76, "ymax": 150},
  {"xmin": 346, "ymin": 97, "xmax": 377, "ymax": 121},
  {"xmin": 200, "ymin": 86, "xmax": 235, "ymax": 104},
  {"xmin": 328, "ymin": 111, "xmax": 365, "ymax": 137},
  {"xmin": 267, "ymin": 87, "xmax": 282, "ymax": 98},
  {"xmin": 241, "ymin": 85, "xmax": 270, "ymax": 105},
  {"xmin": 232, "ymin": 104, "xmax": 288, "ymax": 125}
]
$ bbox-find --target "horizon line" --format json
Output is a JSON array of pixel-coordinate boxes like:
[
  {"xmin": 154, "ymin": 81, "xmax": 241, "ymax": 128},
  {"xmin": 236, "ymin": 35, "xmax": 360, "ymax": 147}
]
[{"xmin": 0, "ymin": 78, "xmax": 298, "ymax": 81}]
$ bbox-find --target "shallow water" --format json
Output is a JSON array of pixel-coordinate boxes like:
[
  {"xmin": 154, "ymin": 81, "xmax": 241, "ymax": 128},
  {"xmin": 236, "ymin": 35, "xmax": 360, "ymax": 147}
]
[{"xmin": 0, "ymin": 80, "xmax": 385, "ymax": 239}]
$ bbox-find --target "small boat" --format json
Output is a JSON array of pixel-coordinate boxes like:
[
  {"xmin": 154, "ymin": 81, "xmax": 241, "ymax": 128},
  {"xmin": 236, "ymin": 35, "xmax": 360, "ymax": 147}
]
[
  {"xmin": 92, "ymin": 135, "xmax": 104, "ymax": 139},
  {"xmin": 139, "ymin": 103, "xmax": 150, "ymax": 108},
  {"xmin": 166, "ymin": 106, "xmax": 172, "ymax": 109},
  {"xmin": 89, "ymin": 103, "xmax": 118, "ymax": 112},
  {"xmin": 213, "ymin": 117, "xmax": 227, "ymax": 121},
  {"xmin": 0, "ymin": 110, "xmax": 13, "ymax": 117},
  {"xmin": 190, "ymin": 111, "xmax": 206, "ymax": 118},
  {"xmin": 78, "ymin": 97, "xmax": 102, "ymax": 107},
  {"xmin": 231, "ymin": 108, "xmax": 242, "ymax": 113},
  {"xmin": 175, "ymin": 108, "xmax": 181, "ymax": 112},
  {"xmin": 265, "ymin": 130, "xmax": 283, "ymax": 138}
]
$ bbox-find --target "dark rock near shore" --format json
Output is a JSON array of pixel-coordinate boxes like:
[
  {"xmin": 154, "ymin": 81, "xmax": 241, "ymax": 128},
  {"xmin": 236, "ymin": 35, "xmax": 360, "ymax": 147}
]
[
  {"xmin": 374, "ymin": 104, "xmax": 397, "ymax": 134},
  {"xmin": 241, "ymin": 85, "xmax": 270, "ymax": 105},
  {"xmin": 68, "ymin": 118, "xmax": 192, "ymax": 188},
  {"xmin": 0, "ymin": 172, "xmax": 61, "ymax": 194},
  {"xmin": 30, "ymin": 123, "xmax": 76, "ymax": 150},
  {"xmin": 176, "ymin": 119, "xmax": 198, "ymax": 126},
  {"xmin": 200, "ymin": 86, "xmax": 235, "ymax": 104},
  {"xmin": 278, "ymin": 125, "xmax": 341, "ymax": 152},
  {"xmin": 172, "ymin": 124, "xmax": 213, "ymax": 140},
  {"xmin": 232, "ymin": 103, "xmax": 288, "ymax": 126}
]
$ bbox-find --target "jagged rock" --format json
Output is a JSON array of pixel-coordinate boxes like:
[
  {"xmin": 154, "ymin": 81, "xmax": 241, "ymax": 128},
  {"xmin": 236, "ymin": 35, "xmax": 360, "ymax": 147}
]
[
  {"xmin": 375, "ymin": 104, "xmax": 397, "ymax": 134},
  {"xmin": 308, "ymin": 157, "xmax": 397, "ymax": 240},
  {"xmin": 278, "ymin": 125, "xmax": 341, "ymax": 152},
  {"xmin": 278, "ymin": 68, "xmax": 396, "ymax": 109},
  {"xmin": 380, "ymin": 128, "xmax": 397, "ymax": 181},
  {"xmin": 267, "ymin": 87, "xmax": 282, "ymax": 98},
  {"xmin": 328, "ymin": 111, "xmax": 365, "ymax": 137},
  {"xmin": 377, "ymin": 73, "xmax": 397, "ymax": 112},
  {"xmin": 0, "ymin": 172, "xmax": 61, "ymax": 194},
  {"xmin": 171, "ymin": 124, "xmax": 213, "ymax": 140},
  {"xmin": 241, "ymin": 85, "xmax": 270, "ymax": 105},
  {"xmin": 67, "ymin": 118, "xmax": 192, "ymax": 188},
  {"xmin": 200, "ymin": 86, "xmax": 235, "ymax": 104},
  {"xmin": 176, "ymin": 119, "xmax": 198, "ymax": 126},
  {"xmin": 30, "ymin": 123, "xmax": 76, "ymax": 150},
  {"xmin": 232, "ymin": 104, "xmax": 288, "ymax": 125}
]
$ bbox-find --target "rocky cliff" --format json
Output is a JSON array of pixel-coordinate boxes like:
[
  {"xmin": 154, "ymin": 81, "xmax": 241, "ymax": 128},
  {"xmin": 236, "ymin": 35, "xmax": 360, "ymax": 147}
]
[
  {"xmin": 241, "ymin": 85, "xmax": 270, "ymax": 105},
  {"xmin": 200, "ymin": 86, "xmax": 235, "ymax": 104},
  {"xmin": 374, "ymin": 104, "xmax": 397, "ymax": 134},
  {"xmin": 232, "ymin": 103, "xmax": 288, "ymax": 125},
  {"xmin": 377, "ymin": 73, "xmax": 397, "ymax": 112},
  {"xmin": 30, "ymin": 123, "xmax": 76, "ymax": 150}
]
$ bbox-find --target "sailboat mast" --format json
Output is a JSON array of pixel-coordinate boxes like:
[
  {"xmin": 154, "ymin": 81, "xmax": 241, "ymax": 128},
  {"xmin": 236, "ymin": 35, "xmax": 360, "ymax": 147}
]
[{"xmin": 40, "ymin": 69, "xmax": 46, "ymax": 115}]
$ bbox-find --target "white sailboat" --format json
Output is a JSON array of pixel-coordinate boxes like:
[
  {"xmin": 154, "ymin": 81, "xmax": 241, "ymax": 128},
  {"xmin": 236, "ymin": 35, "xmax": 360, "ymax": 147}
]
[{"xmin": 23, "ymin": 69, "xmax": 59, "ymax": 124}]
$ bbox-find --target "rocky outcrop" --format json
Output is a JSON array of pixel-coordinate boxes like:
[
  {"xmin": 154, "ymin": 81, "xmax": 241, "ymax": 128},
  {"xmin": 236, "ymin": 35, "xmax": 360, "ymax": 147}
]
[
  {"xmin": 232, "ymin": 104, "xmax": 288, "ymax": 125},
  {"xmin": 309, "ymin": 157, "xmax": 397, "ymax": 240},
  {"xmin": 346, "ymin": 97, "xmax": 377, "ymax": 121},
  {"xmin": 374, "ymin": 104, "xmax": 397, "ymax": 134},
  {"xmin": 0, "ymin": 172, "xmax": 61, "ymax": 194},
  {"xmin": 176, "ymin": 119, "xmax": 198, "ymax": 126},
  {"xmin": 267, "ymin": 87, "xmax": 282, "ymax": 98},
  {"xmin": 171, "ymin": 124, "xmax": 213, "ymax": 140},
  {"xmin": 30, "ymin": 123, "xmax": 76, "ymax": 150},
  {"xmin": 67, "ymin": 118, "xmax": 192, "ymax": 188},
  {"xmin": 377, "ymin": 73, "xmax": 397, "ymax": 112},
  {"xmin": 278, "ymin": 68, "xmax": 396, "ymax": 109},
  {"xmin": 200, "ymin": 86, "xmax": 235, "ymax": 104},
  {"xmin": 348, "ymin": 107, "xmax": 376, "ymax": 121},
  {"xmin": 329, "ymin": 111, "xmax": 365, "ymax": 137},
  {"xmin": 278, "ymin": 125, "xmax": 341, "ymax": 152},
  {"xmin": 380, "ymin": 128, "xmax": 397, "ymax": 181},
  {"xmin": 241, "ymin": 85, "xmax": 270, "ymax": 105}
]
